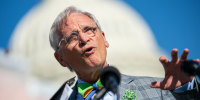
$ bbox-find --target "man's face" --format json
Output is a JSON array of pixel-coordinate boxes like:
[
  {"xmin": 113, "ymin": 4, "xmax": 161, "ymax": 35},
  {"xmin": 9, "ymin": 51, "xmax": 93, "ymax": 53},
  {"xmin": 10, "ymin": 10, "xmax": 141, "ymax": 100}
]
[{"xmin": 57, "ymin": 13, "xmax": 109, "ymax": 75}]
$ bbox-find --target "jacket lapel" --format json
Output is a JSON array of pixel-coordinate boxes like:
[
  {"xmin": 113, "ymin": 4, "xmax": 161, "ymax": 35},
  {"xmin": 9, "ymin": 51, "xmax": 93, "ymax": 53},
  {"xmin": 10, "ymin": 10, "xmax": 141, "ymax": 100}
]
[
  {"xmin": 50, "ymin": 77, "xmax": 77, "ymax": 100},
  {"xmin": 68, "ymin": 82, "xmax": 78, "ymax": 100},
  {"xmin": 50, "ymin": 81, "xmax": 69, "ymax": 100}
]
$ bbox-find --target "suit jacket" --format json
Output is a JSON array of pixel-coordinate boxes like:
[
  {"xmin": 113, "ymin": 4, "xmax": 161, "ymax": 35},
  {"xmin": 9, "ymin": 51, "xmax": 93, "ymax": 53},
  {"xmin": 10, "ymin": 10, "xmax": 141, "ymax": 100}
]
[{"xmin": 51, "ymin": 74, "xmax": 200, "ymax": 100}]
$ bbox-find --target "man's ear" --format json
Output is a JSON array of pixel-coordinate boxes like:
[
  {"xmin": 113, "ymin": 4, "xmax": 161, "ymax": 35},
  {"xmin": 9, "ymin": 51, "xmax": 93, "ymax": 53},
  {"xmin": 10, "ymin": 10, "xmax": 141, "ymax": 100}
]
[
  {"xmin": 101, "ymin": 31, "xmax": 109, "ymax": 48},
  {"xmin": 54, "ymin": 51, "xmax": 68, "ymax": 67}
]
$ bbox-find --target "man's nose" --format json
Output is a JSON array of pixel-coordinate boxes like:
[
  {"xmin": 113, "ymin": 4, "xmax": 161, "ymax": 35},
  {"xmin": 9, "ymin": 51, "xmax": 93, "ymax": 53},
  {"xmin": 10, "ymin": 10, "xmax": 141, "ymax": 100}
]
[{"xmin": 79, "ymin": 32, "xmax": 89, "ymax": 46}]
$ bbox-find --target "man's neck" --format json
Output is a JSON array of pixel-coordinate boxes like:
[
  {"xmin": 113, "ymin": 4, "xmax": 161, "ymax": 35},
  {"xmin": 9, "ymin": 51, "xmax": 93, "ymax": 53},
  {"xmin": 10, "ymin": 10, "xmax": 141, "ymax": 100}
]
[{"xmin": 77, "ymin": 62, "xmax": 108, "ymax": 84}]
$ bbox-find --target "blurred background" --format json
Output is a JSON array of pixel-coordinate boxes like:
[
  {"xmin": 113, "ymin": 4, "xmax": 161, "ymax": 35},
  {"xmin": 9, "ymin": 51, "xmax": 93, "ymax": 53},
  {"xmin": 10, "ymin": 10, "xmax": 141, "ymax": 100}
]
[{"xmin": 0, "ymin": 0, "xmax": 199, "ymax": 99}]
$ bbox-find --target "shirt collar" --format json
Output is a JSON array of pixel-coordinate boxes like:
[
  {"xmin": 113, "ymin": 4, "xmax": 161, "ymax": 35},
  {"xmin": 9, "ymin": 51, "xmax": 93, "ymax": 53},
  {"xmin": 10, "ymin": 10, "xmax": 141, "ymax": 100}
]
[{"xmin": 77, "ymin": 64, "xmax": 110, "ymax": 84}]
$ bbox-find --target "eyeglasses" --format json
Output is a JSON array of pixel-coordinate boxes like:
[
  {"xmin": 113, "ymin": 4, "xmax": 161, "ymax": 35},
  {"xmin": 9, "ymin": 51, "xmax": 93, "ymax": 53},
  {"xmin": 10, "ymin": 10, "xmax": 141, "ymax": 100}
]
[{"xmin": 57, "ymin": 26, "xmax": 98, "ymax": 49}]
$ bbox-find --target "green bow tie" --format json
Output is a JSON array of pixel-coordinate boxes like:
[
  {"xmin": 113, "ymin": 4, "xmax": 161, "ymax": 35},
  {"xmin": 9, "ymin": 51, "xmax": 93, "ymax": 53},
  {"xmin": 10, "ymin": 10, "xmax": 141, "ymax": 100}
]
[{"xmin": 77, "ymin": 79, "xmax": 103, "ymax": 98}]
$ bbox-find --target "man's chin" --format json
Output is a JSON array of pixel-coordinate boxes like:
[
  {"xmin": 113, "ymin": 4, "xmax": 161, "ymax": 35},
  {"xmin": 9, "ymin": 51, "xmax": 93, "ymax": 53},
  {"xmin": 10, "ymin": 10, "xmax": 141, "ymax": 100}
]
[{"xmin": 83, "ymin": 55, "xmax": 106, "ymax": 70}]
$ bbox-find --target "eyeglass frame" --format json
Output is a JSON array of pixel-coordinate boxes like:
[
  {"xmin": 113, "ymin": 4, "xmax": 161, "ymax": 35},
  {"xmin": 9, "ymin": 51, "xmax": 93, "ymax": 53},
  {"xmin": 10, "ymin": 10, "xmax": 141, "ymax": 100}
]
[{"xmin": 57, "ymin": 25, "xmax": 99, "ymax": 50}]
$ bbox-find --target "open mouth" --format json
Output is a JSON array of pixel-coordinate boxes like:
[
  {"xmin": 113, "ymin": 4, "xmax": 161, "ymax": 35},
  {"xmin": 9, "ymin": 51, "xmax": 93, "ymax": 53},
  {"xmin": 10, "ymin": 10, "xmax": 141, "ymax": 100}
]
[
  {"xmin": 84, "ymin": 47, "xmax": 95, "ymax": 56},
  {"xmin": 86, "ymin": 48, "xmax": 93, "ymax": 52}
]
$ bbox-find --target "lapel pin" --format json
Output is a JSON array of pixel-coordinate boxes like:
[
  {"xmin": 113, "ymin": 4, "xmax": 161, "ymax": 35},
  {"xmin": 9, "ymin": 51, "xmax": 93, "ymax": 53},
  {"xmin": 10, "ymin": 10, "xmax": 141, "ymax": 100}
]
[{"xmin": 122, "ymin": 90, "xmax": 137, "ymax": 100}]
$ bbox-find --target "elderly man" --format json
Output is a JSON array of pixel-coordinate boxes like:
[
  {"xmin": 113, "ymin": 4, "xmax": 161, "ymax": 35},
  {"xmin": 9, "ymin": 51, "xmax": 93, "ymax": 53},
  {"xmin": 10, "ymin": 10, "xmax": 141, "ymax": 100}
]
[{"xmin": 49, "ymin": 6, "xmax": 199, "ymax": 100}]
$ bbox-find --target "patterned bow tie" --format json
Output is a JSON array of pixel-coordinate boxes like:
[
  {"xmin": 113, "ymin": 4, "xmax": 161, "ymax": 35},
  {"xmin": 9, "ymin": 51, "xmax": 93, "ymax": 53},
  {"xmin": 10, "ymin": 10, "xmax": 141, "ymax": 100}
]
[{"xmin": 77, "ymin": 79, "xmax": 103, "ymax": 99}]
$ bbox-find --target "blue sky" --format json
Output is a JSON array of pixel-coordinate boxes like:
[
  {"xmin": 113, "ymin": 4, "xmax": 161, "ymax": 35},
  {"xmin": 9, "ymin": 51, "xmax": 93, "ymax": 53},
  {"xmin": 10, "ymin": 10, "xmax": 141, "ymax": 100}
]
[{"xmin": 0, "ymin": 0, "xmax": 199, "ymax": 59}]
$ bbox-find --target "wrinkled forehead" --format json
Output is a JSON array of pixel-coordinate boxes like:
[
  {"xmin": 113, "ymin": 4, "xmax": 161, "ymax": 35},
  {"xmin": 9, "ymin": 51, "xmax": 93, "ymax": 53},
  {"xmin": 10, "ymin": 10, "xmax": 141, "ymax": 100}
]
[{"xmin": 60, "ymin": 13, "xmax": 96, "ymax": 34}]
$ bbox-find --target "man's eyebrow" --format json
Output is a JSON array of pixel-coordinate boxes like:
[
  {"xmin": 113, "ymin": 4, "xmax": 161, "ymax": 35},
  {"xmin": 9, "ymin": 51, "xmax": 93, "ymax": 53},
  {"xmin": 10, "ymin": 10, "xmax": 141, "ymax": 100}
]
[
  {"xmin": 82, "ymin": 25, "xmax": 96, "ymax": 29},
  {"xmin": 66, "ymin": 24, "xmax": 96, "ymax": 35},
  {"xmin": 69, "ymin": 30, "xmax": 79, "ymax": 34},
  {"xmin": 82, "ymin": 25, "xmax": 90, "ymax": 29}
]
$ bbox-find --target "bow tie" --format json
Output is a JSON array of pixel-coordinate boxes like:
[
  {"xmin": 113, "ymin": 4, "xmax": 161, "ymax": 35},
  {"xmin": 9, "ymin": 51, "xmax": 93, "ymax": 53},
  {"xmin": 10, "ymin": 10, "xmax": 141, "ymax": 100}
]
[{"xmin": 77, "ymin": 79, "xmax": 103, "ymax": 99}]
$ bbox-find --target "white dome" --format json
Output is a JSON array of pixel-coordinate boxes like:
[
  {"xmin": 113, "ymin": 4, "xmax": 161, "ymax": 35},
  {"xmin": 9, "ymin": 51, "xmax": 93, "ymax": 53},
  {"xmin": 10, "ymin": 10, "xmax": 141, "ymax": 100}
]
[{"xmin": 9, "ymin": 0, "xmax": 165, "ymax": 83}]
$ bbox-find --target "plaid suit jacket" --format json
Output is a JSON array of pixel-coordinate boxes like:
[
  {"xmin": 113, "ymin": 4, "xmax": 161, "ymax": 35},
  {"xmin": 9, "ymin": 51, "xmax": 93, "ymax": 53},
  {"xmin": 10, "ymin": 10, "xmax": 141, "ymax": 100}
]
[{"xmin": 51, "ymin": 74, "xmax": 200, "ymax": 100}]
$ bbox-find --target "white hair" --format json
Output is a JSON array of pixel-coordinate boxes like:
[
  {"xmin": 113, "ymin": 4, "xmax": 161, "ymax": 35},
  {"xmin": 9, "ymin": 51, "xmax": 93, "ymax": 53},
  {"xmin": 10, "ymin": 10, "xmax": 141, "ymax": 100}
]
[{"xmin": 49, "ymin": 6, "xmax": 102, "ymax": 51}]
